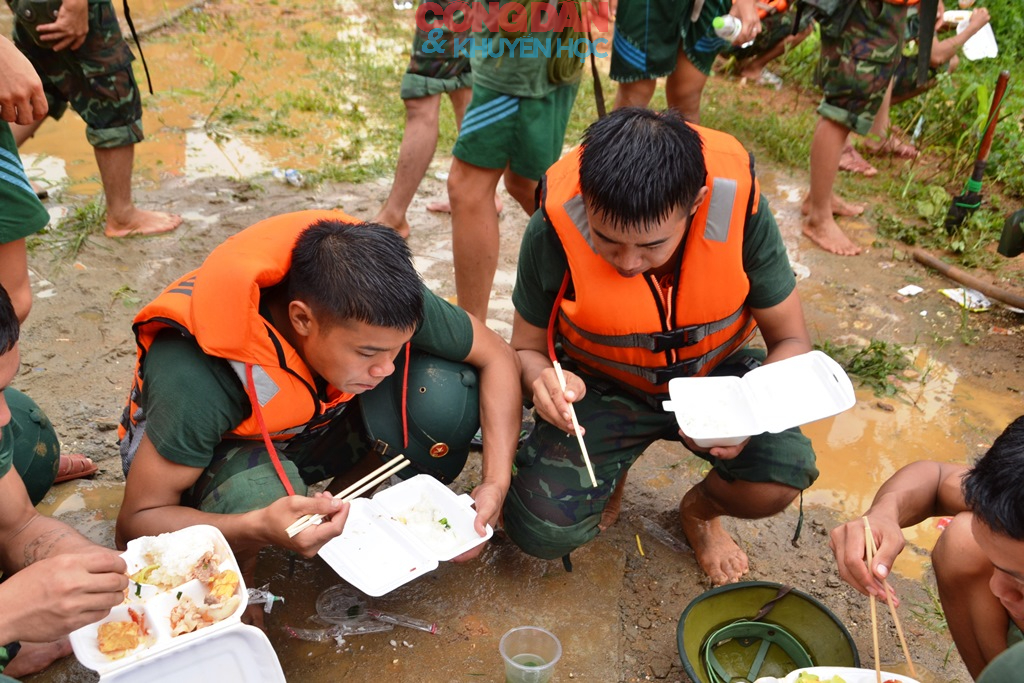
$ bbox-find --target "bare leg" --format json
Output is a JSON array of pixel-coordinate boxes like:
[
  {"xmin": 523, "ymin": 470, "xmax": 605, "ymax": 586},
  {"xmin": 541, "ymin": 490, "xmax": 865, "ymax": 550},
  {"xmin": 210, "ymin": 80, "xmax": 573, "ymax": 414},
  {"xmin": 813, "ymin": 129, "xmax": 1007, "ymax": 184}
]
[
  {"xmin": 9, "ymin": 118, "xmax": 44, "ymax": 146},
  {"xmin": 599, "ymin": 471, "xmax": 628, "ymax": 531},
  {"xmin": 426, "ymin": 88, "xmax": 502, "ymax": 215},
  {"xmin": 613, "ymin": 78, "xmax": 657, "ymax": 110},
  {"xmin": 448, "ymin": 158, "xmax": 503, "ymax": 321},
  {"xmin": 501, "ymin": 168, "xmax": 538, "ymax": 216},
  {"xmin": 374, "ymin": 94, "xmax": 444, "ymax": 237},
  {"xmin": 2, "ymin": 638, "xmax": 73, "ymax": 678},
  {"xmin": 679, "ymin": 471, "xmax": 798, "ymax": 585},
  {"xmin": 861, "ymin": 81, "xmax": 917, "ymax": 158},
  {"xmin": 0, "ymin": 239, "xmax": 33, "ymax": 323},
  {"xmin": 665, "ymin": 51, "xmax": 707, "ymax": 123},
  {"xmin": 801, "ymin": 117, "xmax": 863, "ymax": 256},
  {"xmin": 934, "ymin": 512, "xmax": 1009, "ymax": 679},
  {"xmin": 94, "ymin": 145, "xmax": 181, "ymax": 237}
]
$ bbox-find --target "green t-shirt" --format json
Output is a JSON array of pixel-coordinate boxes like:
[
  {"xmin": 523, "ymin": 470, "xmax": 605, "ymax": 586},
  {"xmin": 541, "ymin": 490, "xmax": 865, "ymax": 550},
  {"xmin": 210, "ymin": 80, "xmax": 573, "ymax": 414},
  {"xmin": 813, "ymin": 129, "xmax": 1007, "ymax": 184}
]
[
  {"xmin": 512, "ymin": 194, "xmax": 796, "ymax": 328},
  {"xmin": 0, "ymin": 422, "xmax": 14, "ymax": 479},
  {"xmin": 0, "ymin": 123, "xmax": 50, "ymax": 245},
  {"xmin": 468, "ymin": 0, "xmax": 574, "ymax": 98},
  {"xmin": 140, "ymin": 286, "xmax": 474, "ymax": 469}
]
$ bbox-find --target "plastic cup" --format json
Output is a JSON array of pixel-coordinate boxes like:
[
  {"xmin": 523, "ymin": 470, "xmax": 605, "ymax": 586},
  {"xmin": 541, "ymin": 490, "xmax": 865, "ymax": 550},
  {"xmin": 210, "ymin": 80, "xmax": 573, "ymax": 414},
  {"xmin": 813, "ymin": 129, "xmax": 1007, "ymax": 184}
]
[{"xmin": 499, "ymin": 626, "xmax": 562, "ymax": 683}]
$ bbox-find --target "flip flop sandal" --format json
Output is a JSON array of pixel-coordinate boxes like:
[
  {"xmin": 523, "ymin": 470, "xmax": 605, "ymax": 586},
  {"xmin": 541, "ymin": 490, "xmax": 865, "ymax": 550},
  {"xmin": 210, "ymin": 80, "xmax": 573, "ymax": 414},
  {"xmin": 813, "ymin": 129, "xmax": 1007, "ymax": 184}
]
[
  {"xmin": 838, "ymin": 146, "xmax": 878, "ymax": 177},
  {"xmin": 55, "ymin": 453, "xmax": 98, "ymax": 483}
]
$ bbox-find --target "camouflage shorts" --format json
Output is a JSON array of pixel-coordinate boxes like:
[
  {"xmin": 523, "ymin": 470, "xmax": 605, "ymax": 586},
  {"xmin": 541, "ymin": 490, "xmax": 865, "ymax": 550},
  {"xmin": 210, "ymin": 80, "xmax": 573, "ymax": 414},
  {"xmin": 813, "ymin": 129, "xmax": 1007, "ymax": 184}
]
[
  {"xmin": 183, "ymin": 404, "xmax": 373, "ymax": 514},
  {"xmin": 12, "ymin": 0, "xmax": 143, "ymax": 148},
  {"xmin": 402, "ymin": 0, "xmax": 471, "ymax": 100},
  {"xmin": 816, "ymin": 0, "xmax": 909, "ymax": 135},
  {"xmin": 502, "ymin": 349, "xmax": 818, "ymax": 560}
]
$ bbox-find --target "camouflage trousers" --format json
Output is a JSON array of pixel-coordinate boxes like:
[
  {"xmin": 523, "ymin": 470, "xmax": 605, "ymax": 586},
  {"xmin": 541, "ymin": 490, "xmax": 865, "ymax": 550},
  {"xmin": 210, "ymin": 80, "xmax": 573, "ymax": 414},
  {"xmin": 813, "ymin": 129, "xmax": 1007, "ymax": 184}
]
[
  {"xmin": 502, "ymin": 349, "xmax": 818, "ymax": 560},
  {"xmin": 183, "ymin": 404, "xmax": 373, "ymax": 514},
  {"xmin": 816, "ymin": 0, "xmax": 909, "ymax": 135},
  {"xmin": 402, "ymin": 0, "xmax": 472, "ymax": 100},
  {"xmin": 11, "ymin": 0, "xmax": 143, "ymax": 148}
]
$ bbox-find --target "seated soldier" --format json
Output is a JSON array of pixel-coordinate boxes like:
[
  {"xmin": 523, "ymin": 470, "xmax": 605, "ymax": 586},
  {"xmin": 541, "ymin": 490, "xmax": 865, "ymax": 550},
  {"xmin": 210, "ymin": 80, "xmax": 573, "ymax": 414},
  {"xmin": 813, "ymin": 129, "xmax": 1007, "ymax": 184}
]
[
  {"xmin": 115, "ymin": 211, "xmax": 521, "ymax": 586},
  {"xmin": 830, "ymin": 416, "xmax": 1024, "ymax": 679},
  {"xmin": 0, "ymin": 284, "xmax": 127, "ymax": 680},
  {"xmin": 502, "ymin": 107, "xmax": 818, "ymax": 585}
]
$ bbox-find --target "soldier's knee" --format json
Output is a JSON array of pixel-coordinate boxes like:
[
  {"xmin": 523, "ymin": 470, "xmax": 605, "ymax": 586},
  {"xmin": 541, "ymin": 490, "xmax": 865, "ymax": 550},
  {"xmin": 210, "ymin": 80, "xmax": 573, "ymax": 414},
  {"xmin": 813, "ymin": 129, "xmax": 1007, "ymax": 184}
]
[{"xmin": 502, "ymin": 487, "xmax": 601, "ymax": 560}]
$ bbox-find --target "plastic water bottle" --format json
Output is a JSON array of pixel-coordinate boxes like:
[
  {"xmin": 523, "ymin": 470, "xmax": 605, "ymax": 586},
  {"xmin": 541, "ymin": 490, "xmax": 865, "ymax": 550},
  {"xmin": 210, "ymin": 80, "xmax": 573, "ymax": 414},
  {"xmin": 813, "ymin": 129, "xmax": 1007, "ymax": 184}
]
[
  {"xmin": 713, "ymin": 15, "xmax": 742, "ymax": 42},
  {"xmin": 284, "ymin": 169, "xmax": 303, "ymax": 186}
]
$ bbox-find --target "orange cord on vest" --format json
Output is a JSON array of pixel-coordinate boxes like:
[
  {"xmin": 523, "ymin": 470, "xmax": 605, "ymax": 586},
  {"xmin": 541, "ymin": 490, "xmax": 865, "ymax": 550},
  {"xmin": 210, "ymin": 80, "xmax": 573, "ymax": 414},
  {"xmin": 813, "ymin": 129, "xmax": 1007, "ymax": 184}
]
[
  {"xmin": 401, "ymin": 342, "xmax": 411, "ymax": 449},
  {"xmin": 245, "ymin": 363, "xmax": 297, "ymax": 497}
]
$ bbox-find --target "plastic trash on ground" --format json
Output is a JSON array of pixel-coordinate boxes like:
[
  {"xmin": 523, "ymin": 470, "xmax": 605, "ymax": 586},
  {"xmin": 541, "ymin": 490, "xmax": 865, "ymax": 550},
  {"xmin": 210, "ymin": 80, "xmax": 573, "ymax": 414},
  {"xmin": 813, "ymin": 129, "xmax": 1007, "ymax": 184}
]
[{"xmin": 939, "ymin": 287, "xmax": 992, "ymax": 312}]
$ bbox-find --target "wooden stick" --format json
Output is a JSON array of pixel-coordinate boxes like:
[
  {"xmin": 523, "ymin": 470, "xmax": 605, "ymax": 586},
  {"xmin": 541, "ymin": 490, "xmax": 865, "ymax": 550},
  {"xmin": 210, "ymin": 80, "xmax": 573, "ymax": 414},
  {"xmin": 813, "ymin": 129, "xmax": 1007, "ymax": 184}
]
[
  {"xmin": 864, "ymin": 517, "xmax": 918, "ymax": 679},
  {"xmin": 864, "ymin": 517, "xmax": 882, "ymax": 683},
  {"xmin": 285, "ymin": 456, "xmax": 409, "ymax": 537},
  {"xmin": 552, "ymin": 361, "xmax": 598, "ymax": 488}
]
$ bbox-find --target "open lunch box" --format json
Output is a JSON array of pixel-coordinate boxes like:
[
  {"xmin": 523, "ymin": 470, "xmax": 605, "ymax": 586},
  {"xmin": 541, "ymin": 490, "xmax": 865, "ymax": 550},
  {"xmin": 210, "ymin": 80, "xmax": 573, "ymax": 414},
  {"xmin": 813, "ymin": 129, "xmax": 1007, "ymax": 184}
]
[
  {"xmin": 69, "ymin": 525, "xmax": 285, "ymax": 682},
  {"xmin": 662, "ymin": 350, "xmax": 856, "ymax": 447},
  {"xmin": 317, "ymin": 473, "xmax": 493, "ymax": 597}
]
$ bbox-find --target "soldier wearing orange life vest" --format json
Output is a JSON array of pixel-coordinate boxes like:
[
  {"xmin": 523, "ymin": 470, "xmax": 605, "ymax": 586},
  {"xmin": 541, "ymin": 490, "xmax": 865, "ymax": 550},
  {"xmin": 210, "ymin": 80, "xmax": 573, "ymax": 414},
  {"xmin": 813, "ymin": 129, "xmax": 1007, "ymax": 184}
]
[
  {"xmin": 114, "ymin": 210, "xmax": 521, "ymax": 577},
  {"xmin": 503, "ymin": 108, "xmax": 819, "ymax": 586}
]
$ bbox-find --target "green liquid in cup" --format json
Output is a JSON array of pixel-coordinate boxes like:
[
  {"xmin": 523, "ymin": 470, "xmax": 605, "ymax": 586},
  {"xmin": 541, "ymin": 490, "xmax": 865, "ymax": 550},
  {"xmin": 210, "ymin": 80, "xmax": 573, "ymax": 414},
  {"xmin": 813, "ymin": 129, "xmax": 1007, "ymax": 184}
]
[{"xmin": 511, "ymin": 652, "xmax": 547, "ymax": 667}]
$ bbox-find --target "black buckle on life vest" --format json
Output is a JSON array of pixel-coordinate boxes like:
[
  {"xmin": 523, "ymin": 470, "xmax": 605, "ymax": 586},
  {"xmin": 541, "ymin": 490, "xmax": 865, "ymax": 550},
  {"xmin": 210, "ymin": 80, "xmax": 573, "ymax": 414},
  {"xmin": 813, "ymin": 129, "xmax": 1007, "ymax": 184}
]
[
  {"xmin": 650, "ymin": 324, "xmax": 707, "ymax": 352},
  {"xmin": 651, "ymin": 358, "xmax": 701, "ymax": 383}
]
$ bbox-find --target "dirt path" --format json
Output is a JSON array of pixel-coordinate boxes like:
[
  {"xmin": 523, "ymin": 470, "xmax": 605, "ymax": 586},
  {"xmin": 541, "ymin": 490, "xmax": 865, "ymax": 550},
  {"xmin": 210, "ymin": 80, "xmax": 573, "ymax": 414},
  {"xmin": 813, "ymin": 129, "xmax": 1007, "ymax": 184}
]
[{"xmin": 18, "ymin": 154, "xmax": 1023, "ymax": 681}]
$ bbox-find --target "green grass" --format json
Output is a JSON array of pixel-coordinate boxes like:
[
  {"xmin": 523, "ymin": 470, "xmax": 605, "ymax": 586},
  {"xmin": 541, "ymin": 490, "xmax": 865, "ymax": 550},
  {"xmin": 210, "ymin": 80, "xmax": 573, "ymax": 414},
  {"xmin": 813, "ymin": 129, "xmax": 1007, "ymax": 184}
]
[
  {"xmin": 29, "ymin": 199, "xmax": 106, "ymax": 261},
  {"xmin": 814, "ymin": 338, "xmax": 917, "ymax": 398}
]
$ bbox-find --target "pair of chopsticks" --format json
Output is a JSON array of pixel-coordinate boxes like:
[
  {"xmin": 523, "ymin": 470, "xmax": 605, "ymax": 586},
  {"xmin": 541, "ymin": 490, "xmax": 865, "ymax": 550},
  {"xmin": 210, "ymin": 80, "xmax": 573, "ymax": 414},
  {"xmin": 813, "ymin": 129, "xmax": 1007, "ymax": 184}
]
[
  {"xmin": 863, "ymin": 517, "xmax": 917, "ymax": 682},
  {"xmin": 285, "ymin": 454, "xmax": 411, "ymax": 537},
  {"xmin": 553, "ymin": 361, "xmax": 597, "ymax": 488}
]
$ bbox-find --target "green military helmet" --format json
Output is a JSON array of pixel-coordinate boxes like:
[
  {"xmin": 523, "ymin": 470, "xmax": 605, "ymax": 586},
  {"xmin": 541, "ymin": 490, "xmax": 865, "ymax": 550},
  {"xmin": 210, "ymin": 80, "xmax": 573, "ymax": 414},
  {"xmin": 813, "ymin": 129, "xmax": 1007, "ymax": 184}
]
[
  {"xmin": 359, "ymin": 348, "xmax": 480, "ymax": 484},
  {"xmin": 677, "ymin": 581, "xmax": 859, "ymax": 683},
  {"xmin": 3, "ymin": 387, "xmax": 61, "ymax": 504}
]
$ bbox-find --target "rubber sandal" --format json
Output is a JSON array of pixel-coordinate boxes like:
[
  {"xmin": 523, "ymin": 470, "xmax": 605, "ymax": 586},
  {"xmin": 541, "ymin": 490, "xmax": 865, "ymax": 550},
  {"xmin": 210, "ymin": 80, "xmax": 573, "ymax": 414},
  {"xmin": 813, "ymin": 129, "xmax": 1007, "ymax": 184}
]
[
  {"xmin": 838, "ymin": 145, "xmax": 878, "ymax": 177},
  {"xmin": 54, "ymin": 453, "xmax": 98, "ymax": 483}
]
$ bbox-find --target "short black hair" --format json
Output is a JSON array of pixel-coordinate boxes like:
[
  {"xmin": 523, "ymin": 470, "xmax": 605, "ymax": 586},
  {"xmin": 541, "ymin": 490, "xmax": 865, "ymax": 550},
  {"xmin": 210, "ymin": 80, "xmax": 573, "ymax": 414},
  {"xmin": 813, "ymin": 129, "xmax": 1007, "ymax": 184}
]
[
  {"xmin": 288, "ymin": 220, "xmax": 424, "ymax": 330},
  {"xmin": 0, "ymin": 284, "xmax": 18, "ymax": 355},
  {"xmin": 963, "ymin": 416, "xmax": 1024, "ymax": 540},
  {"xmin": 579, "ymin": 107, "xmax": 707, "ymax": 232}
]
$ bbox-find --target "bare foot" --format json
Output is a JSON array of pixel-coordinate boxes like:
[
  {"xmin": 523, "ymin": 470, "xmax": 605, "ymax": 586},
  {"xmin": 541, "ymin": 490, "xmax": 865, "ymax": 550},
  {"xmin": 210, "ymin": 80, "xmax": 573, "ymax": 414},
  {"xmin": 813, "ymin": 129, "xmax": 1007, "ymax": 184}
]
[
  {"xmin": 427, "ymin": 194, "xmax": 503, "ymax": 214},
  {"xmin": 800, "ymin": 192, "xmax": 864, "ymax": 218},
  {"xmin": 598, "ymin": 472, "xmax": 628, "ymax": 532},
  {"xmin": 838, "ymin": 145, "xmax": 878, "ymax": 177},
  {"xmin": 802, "ymin": 214, "xmax": 863, "ymax": 256},
  {"xmin": 105, "ymin": 209, "xmax": 182, "ymax": 238},
  {"xmin": 3, "ymin": 638, "xmax": 73, "ymax": 678},
  {"xmin": 865, "ymin": 136, "xmax": 918, "ymax": 159},
  {"xmin": 679, "ymin": 488, "xmax": 748, "ymax": 585}
]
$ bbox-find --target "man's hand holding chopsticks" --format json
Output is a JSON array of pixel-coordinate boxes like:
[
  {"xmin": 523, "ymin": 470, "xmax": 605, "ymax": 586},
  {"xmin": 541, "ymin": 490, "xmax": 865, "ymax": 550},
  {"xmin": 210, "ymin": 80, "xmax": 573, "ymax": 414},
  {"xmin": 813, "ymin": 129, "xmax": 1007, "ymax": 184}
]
[
  {"xmin": 829, "ymin": 513, "xmax": 904, "ymax": 607},
  {"xmin": 259, "ymin": 492, "xmax": 350, "ymax": 558},
  {"xmin": 532, "ymin": 366, "xmax": 587, "ymax": 436}
]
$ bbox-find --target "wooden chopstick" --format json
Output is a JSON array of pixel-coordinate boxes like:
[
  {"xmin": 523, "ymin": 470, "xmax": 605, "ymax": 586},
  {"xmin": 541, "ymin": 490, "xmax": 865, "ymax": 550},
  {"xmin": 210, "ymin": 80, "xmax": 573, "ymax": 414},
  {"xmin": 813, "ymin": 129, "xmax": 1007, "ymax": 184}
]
[
  {"xmin": 863, "ymin": 516, "xmax": 918, "ymax": 680},
  {"xmin": 864, "ymin": 517, "xmax": 882, "ymax": 683},
  {"xmin": 285, "ymin": 455, "xmax": 409, "ymax": 537},
  {"xmin": 552, "ymin": 361, "xmax": 598, "ymax": 488}
]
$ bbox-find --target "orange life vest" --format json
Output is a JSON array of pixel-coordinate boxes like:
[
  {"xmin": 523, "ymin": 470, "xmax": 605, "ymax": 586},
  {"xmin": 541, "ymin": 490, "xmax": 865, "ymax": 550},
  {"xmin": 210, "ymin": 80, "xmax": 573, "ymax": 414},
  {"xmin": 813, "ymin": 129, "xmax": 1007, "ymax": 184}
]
[
  {"xmin": 117, "ymin": 210, "xmax": 358, "ymax": 473},
  {"xmin": 540, "ymin": 124, "xmax": 759, "ymax": 396}
]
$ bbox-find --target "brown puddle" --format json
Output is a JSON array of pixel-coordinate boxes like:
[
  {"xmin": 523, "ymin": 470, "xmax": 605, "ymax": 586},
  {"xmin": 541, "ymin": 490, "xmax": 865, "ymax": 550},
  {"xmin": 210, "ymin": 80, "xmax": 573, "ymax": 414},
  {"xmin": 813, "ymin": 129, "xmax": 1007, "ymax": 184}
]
[{"xmin": 803, "ymin": 356, "xmax": 1022, "ymax": 581}]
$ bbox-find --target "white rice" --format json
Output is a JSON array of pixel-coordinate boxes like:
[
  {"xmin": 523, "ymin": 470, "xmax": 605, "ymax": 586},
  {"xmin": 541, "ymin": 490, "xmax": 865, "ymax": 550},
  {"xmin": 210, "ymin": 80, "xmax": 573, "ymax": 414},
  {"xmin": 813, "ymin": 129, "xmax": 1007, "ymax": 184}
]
[
  {"xmin": 394, "ymin": 494, "xmax": 462, "ymax": 554},
  {"xmin": 137, "ymin": 529, "xmax": 218, "ymax": 588}
]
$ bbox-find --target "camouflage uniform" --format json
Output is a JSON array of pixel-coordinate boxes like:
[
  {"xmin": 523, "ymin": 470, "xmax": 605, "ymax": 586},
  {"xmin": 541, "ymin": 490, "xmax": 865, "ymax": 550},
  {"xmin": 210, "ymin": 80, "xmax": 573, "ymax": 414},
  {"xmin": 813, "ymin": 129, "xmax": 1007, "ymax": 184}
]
[
  {"xmin": 9, "ymin": 0, "xmax": 143, "ymax": 148},
  {"xmin": 815, "ymin": 0, "xmax": 909, "ymax": 135},
  {"xmin": 401, "ymin": 0, "xmax": 472, "ymax": 100},
  {"xmin": 502, "ymin": 349, "xmax": 818, "ymax": 560}
]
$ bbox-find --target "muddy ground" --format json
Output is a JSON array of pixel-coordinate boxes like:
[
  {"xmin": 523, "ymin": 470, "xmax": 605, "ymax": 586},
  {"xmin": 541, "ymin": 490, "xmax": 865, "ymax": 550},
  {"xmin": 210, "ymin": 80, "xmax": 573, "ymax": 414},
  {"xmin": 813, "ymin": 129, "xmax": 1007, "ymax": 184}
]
[{"xmin": 16, "ymin": 152, "xmax": 1024, "ymax": 682}]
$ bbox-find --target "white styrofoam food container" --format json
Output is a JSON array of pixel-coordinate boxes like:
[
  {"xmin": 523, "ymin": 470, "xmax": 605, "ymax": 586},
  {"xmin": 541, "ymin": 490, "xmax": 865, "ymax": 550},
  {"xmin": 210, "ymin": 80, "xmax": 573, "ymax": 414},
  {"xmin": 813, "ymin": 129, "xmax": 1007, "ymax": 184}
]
[
  {"xmin": 70, "ymin": 525, "xmax": 285, "ymax": 682},
  {"xmin": 754, "ymin": 666, "xmax": 919, "ymax": 682},
  {"xmin": 318, "ymin": 474, "xmax": 492, "ymax": 597},
  {"xmin": 662, "ymin": 350, "xmax": 856, "ymax": 447}
]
